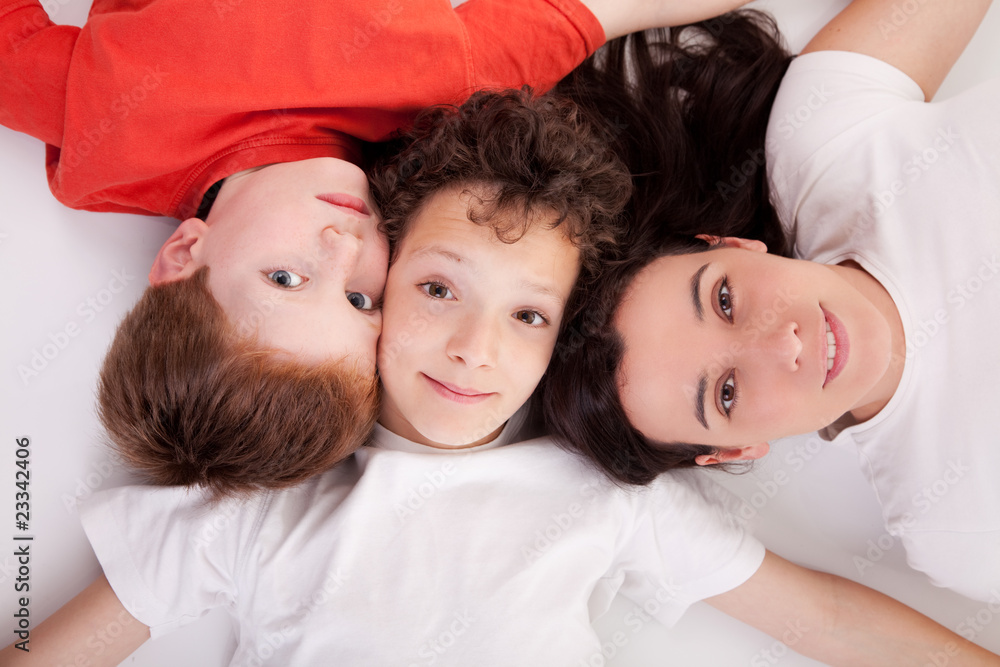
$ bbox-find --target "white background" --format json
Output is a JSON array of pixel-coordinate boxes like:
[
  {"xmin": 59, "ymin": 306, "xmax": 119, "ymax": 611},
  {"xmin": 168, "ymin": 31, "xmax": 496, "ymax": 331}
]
[{"xmin": 1, "ymin": 0, "xmax": 999, "ymax": 664}]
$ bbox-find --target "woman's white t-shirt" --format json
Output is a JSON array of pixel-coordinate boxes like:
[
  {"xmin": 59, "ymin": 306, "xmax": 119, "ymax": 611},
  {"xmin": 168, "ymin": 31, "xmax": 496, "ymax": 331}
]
[{"xmin": 766, "ymin": 50, "xmax": 1000, "ymax": 601}]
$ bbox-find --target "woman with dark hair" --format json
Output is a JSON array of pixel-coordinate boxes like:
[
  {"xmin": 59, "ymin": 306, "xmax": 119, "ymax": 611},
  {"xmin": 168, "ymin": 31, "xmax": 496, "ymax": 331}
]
[{"xmin": 545, "ymin": 0, "xmax": 1000, "ymax": 603}]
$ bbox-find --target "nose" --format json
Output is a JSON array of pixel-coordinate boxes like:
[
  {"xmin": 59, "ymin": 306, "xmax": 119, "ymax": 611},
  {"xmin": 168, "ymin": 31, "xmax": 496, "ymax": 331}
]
[
  {"xmin": 446, "ymin": 311, "xmax": 499, "ymax": 369},
  {"xmin": 319, "ymin": 227, "xmax": 362, "ymax": 281},
  {"xmin": 747, "ymin": 320, "xmax": 801, "ymax": 371}
]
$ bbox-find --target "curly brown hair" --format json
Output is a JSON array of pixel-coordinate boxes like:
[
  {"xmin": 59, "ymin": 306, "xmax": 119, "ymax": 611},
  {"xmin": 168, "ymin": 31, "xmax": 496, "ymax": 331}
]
[
  {"xmin": 98, "ymin": 267, "xmax": 379, "ymax": 499},
  {"xmin": 368, "ymin": 87, "xmax": 633, "ymax": 318}
]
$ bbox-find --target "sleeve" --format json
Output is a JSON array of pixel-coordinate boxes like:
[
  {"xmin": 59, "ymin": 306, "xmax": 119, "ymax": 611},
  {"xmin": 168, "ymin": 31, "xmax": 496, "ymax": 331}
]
[
  {"xmin": 765, "ymin": 50, "xmax": 926, "ymax": 233},
  {"xmin": 614, "ymin": 470, "xmax": 766, "ymax": 628},
  {"xmin": 901, "ymin": 529, "xmax": 1000, "ymax": 604},
  {"xmin": 0, "ymin": 0, "xmax": 77, "ymax": 146},
  {"xmin": 454, "ymin": 0, "xmax": 605, "ymax": 93},
  {"xmin": 78, "ymin": 485, "xmax": 264, "ymax": 639},
  {"xmin": 313, "ymin": 0, "xmax": 605, "ymax": 141}
]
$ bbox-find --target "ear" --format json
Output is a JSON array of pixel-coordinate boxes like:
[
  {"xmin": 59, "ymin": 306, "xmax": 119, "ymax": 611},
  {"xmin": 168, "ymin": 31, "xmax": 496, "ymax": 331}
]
[
  {"xmin": 695, "ymin": 234, "xmax": 768, "ymax": 254},
  {"xmin": 148, "ymin": 218, "xmax": 209, "ymax": 285},
  {"xmin": 694, "ymin": 442, "xmax": 770, "ymax": 466}
]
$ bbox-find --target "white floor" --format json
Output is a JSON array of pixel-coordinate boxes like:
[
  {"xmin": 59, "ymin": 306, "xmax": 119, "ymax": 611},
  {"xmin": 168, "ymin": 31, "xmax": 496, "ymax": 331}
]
[{"xmin": 2, "ymin": 0, "xmax": 998, "ymax": 664}]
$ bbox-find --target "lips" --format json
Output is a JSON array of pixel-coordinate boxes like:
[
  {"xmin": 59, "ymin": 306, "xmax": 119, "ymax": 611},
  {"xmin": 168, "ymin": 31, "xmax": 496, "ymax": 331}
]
[
  {"xmin": 421, "ymin": 373, "xmax": 494, "ymax": 405},
  {"xmin": 822, "ymin": 308, "xmax": 849, "ymax": 386},
  {"xmin": 316, "ymin": 193, "xmax": 371, "ymax": 218}
]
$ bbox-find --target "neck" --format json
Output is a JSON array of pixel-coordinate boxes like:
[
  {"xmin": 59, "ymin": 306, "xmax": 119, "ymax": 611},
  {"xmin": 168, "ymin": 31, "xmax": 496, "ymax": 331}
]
[{"xmin": 832, "ymin": 260, "xmax": 906, "ymax": 424}]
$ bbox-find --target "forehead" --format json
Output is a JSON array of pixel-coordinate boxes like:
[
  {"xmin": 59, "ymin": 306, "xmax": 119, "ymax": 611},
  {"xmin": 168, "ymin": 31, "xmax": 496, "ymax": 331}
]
[
  {"xmin": 617, "ymin": 251, "xmax": 713, "ymax": 332},
  {"xmin": 615, "ymin": 254, "xmax": 707, "ymax": 431},
  {"xmin": 398, "ymin": 188, "xmax": 579, "ymax": 272}
]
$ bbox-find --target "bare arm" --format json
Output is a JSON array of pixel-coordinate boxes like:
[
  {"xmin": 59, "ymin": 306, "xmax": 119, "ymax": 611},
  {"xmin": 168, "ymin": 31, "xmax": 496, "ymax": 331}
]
[
  {"xmin": 0, "ymin": 574, "xmax": 149, "ymax": 667},
  {"xmin": 708, "ymin": 551, "xmax": 1000, "ymax": 666},
  {"xmin": 579, "ymin": 0, "xmax": 757, "ymax": 40},
  {"xmin": 802, "ymin": 0, "xmax": 994, "ymax": 99}
]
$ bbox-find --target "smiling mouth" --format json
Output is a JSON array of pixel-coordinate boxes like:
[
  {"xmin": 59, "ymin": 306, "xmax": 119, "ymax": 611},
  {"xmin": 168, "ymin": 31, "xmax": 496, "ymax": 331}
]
[
  {"xmin": 422, "ymin": 374, "xmax": 495, "ymax": 405},
  {"xmin": 316, "ymin": 193, "xmax": 371, "ymax": 217},
  {"xmin": 822, "ymin": 309, "xmax": 849, "ymax": 386}
]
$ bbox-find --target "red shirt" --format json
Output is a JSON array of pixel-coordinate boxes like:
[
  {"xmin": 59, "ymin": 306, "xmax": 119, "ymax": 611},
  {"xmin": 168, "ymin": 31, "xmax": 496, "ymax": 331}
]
[{"xmin": 0, "ymin": 0, "xmax": 603, "ymax": 218}]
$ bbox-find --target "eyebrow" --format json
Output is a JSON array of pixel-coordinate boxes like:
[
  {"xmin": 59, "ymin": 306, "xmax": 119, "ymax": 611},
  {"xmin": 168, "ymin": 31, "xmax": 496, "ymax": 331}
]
[
  {"xmin": 411, "ymin": 245, "xmax": 466, "ymax": 265},
  {"xmin": 517, "ymin": 278, "xmax": 566, "ymax": 307},
  {"xmin": 694, "ymin": 375, "xmax": 709, "ymax": 430},
  {"xmin": 411, "ymin": 245, "xmax": 566, "ymax": 306},
  {"xmin": 690, "ymin": 263, "xmax": 711, "ymax": 429},
  {"xmin": 690, "ymin": 263, "xmax": 709, "ymax": 321}
]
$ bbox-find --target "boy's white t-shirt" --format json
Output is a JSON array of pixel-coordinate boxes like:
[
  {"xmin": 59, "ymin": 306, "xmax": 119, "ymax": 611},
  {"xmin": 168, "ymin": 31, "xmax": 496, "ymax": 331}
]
[
  {"xmin": 79, "ymin": 422, "xmax": 764, "ymax": 665},
  {"xmin": 766, "ymin": 50, "xmax": 1000, "ymax": 601}
]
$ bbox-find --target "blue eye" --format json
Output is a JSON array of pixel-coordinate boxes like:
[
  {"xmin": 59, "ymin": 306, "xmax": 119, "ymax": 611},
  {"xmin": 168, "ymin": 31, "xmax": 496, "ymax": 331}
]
[
  {"xmin": 420, "ymin": 282, "xmax": 454, "ymax": 300},
  {"xmin": 347, "ymin": 292, "xmax": 374, "ymax": 311},
  {"xmin": 267, "ymin": 269, "xmax": 304, "ymax": 288}
]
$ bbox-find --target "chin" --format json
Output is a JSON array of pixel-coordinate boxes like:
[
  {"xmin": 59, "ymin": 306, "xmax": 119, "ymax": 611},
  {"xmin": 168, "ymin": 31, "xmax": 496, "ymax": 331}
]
[{"xmin": 413, "ymin": 422, "xmax": 476, "ymax": 448}]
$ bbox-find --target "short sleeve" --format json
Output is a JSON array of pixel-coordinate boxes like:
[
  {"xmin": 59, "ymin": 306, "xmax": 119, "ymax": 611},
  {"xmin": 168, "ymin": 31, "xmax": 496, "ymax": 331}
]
[
  {"xmin": 0, "ymin": 0, "xmax": 77, "ymax": 146},
  {"xmin": 901, "ymin": 529, "xmax": 1000, "ymax": 603},
  {"xmin": 765, "ymin": 51, "xmax": 925, "ymax": 232},
  {"xmin": 454, "ymin": 0, "xmax": 604, "ymax": 93},
  {"xmin": 614, "ymin": 470, "xmax": 766, "ymax": 627},
  {"xmin": 79, "ymin": 485, "xmax": 265, "ymax": 638}
]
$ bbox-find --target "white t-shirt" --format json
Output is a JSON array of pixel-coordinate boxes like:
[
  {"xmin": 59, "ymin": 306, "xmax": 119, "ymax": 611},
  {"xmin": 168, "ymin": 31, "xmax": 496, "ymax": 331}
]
[
  {"xmin": 766, "ymin": 50, "xmax": 1000, "ymax": 601},
  {"xmin": 80, "ymin": 425, "xmax": 764, "ymax": 665}
]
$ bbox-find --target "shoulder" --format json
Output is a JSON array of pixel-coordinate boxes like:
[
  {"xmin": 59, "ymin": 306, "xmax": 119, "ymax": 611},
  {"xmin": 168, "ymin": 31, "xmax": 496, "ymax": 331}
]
[{"xmin": 767, "ymin": 51, "xmax": 925, "ymax": 186}]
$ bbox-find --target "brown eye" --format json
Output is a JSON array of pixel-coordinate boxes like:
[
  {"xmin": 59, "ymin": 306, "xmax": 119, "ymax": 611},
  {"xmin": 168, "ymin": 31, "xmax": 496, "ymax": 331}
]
[
  {"xmin": 513, "ymin": 310, "xmax": 545, "ymax": 326},
  {"xmin": 421, "ymin": 282, "xmax": 453, "ymax": 299},
  {"xmin": 720, "ymin": 374, "xmax": 737, "ymax": 416},
  {"xmin": 718, "ymin": 280, "xmax": 733, "ymax": 320}
]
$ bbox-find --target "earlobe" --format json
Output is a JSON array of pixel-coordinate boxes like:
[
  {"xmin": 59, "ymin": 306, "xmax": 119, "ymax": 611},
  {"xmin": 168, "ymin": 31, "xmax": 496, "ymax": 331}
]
[
  {"xmin": 695, "ymin": 234, "xmax": 768, "ymax": 254},
  {"xmin": 148, "ymin": 218, "xmax": 208, "ymax": 285},
  {"xmin": 694, "ymin": 442, "xmax": 770, "ymax": 466}
]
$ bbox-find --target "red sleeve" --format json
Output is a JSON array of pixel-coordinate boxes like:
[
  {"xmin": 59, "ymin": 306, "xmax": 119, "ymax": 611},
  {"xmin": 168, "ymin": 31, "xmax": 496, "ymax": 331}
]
[
  {"xmin": 0, "ymin": 0, "xmax": 78, "ymax": 147},
  {"xmin": 455, "ymin": 0, "xmax": 605, "ymax": 94},
  {"xmin": 322, "ymin": 0, "xmax": 607, "ymax": 140}
]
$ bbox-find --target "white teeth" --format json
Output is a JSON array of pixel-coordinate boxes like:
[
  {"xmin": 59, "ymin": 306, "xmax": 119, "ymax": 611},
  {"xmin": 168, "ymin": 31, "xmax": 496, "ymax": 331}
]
[{"xmin": 825, "ymin": 321, "xmax": 836, "ymax": 371}]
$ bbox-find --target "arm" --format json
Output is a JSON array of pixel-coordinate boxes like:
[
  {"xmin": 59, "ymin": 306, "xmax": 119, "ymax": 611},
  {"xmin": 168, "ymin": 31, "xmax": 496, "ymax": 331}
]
[
  {"xmin": 0, "ymin": 0, "xmax": 77, "ymax": 146},
  {"xmin": 580, "ymin": 0, "xmax": 757, "ymax": 40},
  {"xmin": 708, "ymin": 551, "xmax": 1000, "ymax": 666},
  {"xmin": 0, "ymin": 574, "xmax": 149, "ymax": 667},
  {"xmin": 802, "ymin": 0, "xmax": 994, "ymax": 99}
]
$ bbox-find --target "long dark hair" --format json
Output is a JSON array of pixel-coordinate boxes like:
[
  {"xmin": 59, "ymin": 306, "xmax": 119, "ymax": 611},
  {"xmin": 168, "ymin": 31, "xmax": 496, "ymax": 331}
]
[{"xmin": 541, "ymin": 10, "xmax": 793, "ymax": 485}]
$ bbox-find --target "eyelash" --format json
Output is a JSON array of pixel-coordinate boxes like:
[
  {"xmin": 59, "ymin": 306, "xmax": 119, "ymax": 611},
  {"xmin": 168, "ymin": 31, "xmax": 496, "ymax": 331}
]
[
  {"xmin": 718, "ymin": 276, "xmax": 735, "ymax": 322},
  {"xmin": 418, "ymin": 281, "xmax": 455, "ymax": 300},
  {"xmin": 263, "ymin": 267, "xmax": 307, "ymax": 289},
  {"xmin": 513, "ymin": 309, "xmax": 550, "ymax": 327},
  {"xmin": 719, "ymin": 371, "xmax": 739, "ymax": 418}
]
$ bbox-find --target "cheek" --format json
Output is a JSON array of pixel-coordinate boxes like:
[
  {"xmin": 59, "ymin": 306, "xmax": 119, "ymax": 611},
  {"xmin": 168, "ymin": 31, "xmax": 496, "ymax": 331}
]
[
  {"xmin": 364, "ymin": 241, "xmax": 390, "ymax": 284},
  {"xmin": 509, "ymin": 335, "xmax": 559, "ymax": 395},
  {"xmin": 378, "ymin": 294, "xmax": 442, "ymax": 370},
  {"xmin": 352, "ymin": 341, "xmax": 379, "ymax": 377},
  {"xmin": 755, "ymin": 386, "xmax": 829, "ymax": 437}
]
